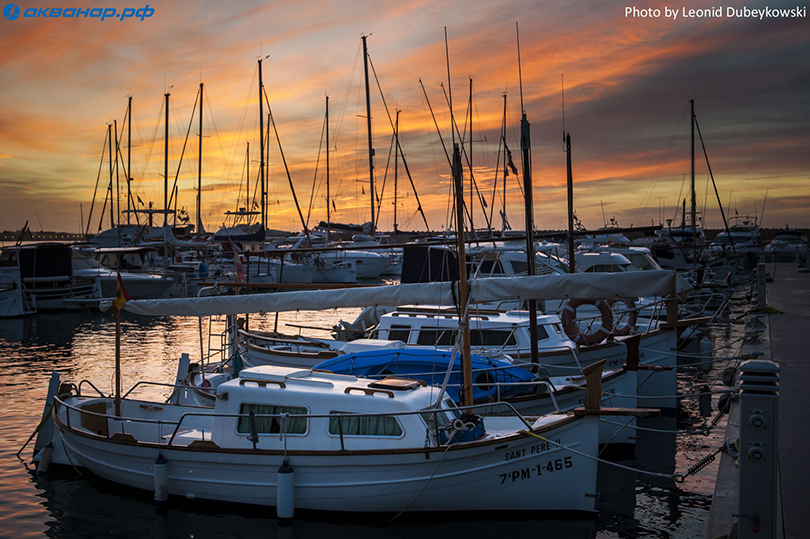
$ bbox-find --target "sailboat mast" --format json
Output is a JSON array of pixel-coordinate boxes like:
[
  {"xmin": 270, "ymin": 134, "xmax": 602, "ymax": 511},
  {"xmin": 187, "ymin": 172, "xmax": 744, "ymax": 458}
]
[
  {"xmin": 326, "ymin": 95, "xmax": 331, "ymax": 242},
  {"xmin": 197, "ymin": 82, "xmax": 203, "ymax": 239},
  {"xmin": 107, "ymin": 123, "xmax": 114, "ymax": 229},
  {"xmin": 394, "ymin": 109, "xmax": 400, "ymax": 238},
  {"xmin": 127, "ymin": 97, "xmax": 132, "ymax": 225},
  {"xmin": 114, "ymin": 119, "xmax": 120, "ymax": 234},
  {"xmin": 259, "ymin": 58, "xmax": 266, "ymax": 230},
  {"xmin": 468, "ymin": 76, "xmax": 474, "ymax": 234},
  {"xmin": 501, "ymin": 93, "xmax": 508, "ymax": 231},
  {"xmin": 517, "ymin": 22, "xmax": 540, "ymax": 365},
  {"xmin": 566, "ymin": 133, "xmax": 576, "ymax": 273},
  {"xmin": 164, "ymin": 91, "xmax": 170, "ymax": 228},
  {"xmin": 690, "ymin": 98, "xmax": 697, "ymax": 269},
  {"xmin": 362, "ymin": 35, "xmax": 375, "ymax": 234},
  {"xmin": 453, "ymin": 143, "xmax": 473, "ymax": 408}
]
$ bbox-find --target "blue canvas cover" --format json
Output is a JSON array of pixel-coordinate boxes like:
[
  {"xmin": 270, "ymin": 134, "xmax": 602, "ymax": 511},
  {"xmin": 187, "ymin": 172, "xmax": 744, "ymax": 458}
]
[{"xmin": 314, "ymin": 348, "xmax": 536, "ymax": 403}]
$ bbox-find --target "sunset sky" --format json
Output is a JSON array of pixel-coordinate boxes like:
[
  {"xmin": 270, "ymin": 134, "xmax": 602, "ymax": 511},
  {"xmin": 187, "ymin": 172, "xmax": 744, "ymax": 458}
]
[{"xmin": 1, "ymin": 0, "xmax": 807, "ymax": 235}]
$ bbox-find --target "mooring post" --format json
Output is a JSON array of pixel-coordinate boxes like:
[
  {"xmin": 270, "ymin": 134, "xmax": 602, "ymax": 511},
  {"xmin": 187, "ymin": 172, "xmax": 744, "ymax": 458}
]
[
  {"xmin": 756, "ymin": 262, "xmax": 767, "ymax": 309},
  {"xmin": 737, "ymin": 359, "xmax": 779, "ymax": 539}
]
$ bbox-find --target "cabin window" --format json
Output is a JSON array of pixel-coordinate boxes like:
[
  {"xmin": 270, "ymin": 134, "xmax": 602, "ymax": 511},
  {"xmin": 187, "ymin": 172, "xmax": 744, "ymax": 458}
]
[
  {"xmin": 387, "ymin": 325, "xmax": 411, "ymax": 343},
  {"xmin": 477, "ymin": 259, "xmax": 505, "ymax": 276},
  {"xmin": 509, "ymin": 260, "xmax": 528, "ymax": 275},
  {"xmin": 416, "ymin": 328, "xmax": 457, "ymax": 346},
  {"xmin": 470, "ymin": 329, "xmax": 518, "ymax": 347},
  {"xmin": 533, "ymin": 325, "xmax": 550, "ymax": 341},
  {"xmin": 328, "ymin": 411, "xmax": 403, "ymax": 437},
  {"xmin": 414, "ymin": 328, "xmax": 518, "ymax": 347},
  {"xmin": 237, "ymin": 404, "xmax": 308, "ymax": 435},
  {"xmin": 584, "ymin": 264, "xmax": 627, "ymax": 273},
  {"xmin": 0, "ymin": 251, "xmax": 17, "ymax": 267}
]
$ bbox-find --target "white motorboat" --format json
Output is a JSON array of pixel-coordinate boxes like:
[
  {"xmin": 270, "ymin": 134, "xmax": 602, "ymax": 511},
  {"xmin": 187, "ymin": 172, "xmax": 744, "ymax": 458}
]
[
  {"xmin": 72, "ymin": 247, "xmax": 181, "ymax": 300},
  {"xmin": 763, "ymin": 228, "xmax": 808, "ymax": 262},
  {"xmin": 0, "ymin": 243, "xmax": 101, "ymax": 310},
  {"xmin": 0, "ymin": 277, "xmax": 36, "ymax": 317}
]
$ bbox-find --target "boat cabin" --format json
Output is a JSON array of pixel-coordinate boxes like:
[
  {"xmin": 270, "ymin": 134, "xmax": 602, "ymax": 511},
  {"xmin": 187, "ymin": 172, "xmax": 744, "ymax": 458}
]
[
  {"xmin": 209, "ymin": 366, "xmax": 463, "ymax": 450},
  {"xmin": 374, "ymin": 306, "xmax": 573, "ymax": 360}
]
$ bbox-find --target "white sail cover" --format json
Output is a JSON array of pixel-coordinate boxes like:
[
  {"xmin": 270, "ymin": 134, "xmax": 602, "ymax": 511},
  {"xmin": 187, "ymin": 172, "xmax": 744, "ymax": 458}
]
[{"xmin": 119, "ymin": 270, "xmax": 691, "ymax": 317}]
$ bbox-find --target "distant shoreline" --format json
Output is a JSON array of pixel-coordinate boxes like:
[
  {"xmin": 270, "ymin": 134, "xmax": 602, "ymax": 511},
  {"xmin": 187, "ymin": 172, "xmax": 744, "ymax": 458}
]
[{"xmin": 0, "ymin": 231, "xmax": 86, "ymax": 242}]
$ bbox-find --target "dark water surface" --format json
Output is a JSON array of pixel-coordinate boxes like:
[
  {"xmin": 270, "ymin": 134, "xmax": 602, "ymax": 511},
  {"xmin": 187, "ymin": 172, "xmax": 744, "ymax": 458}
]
[{"xmin": 0, "ymin": 291, "xmax": 748, "ymax": 538}]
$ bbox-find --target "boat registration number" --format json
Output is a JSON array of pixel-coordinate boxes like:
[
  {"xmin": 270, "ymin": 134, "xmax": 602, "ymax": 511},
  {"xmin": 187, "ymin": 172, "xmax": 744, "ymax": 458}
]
[{"xmin": 499, "ymin": 456, "xmax": 573, "ymax": 484}]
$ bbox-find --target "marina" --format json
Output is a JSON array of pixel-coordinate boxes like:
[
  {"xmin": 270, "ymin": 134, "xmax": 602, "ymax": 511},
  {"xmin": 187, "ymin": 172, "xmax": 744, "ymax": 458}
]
[
  {"xmin": 1, "ymin": 2, "xmax": 807, "ymax": 536},
  {"xmin": 4, "ymin": 250, "xmax": 804, "ymax": 537}
]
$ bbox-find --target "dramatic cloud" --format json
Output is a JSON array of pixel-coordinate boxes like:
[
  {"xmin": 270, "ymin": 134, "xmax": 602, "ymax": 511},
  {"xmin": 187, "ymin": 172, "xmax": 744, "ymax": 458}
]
[{"xmin": 0, "ymin": 0, "xmax": 807, "ymax": 233}]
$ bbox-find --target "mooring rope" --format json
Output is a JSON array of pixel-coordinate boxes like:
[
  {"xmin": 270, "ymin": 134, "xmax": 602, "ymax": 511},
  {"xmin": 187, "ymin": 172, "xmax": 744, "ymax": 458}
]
[{"xmin": 519, "ymin": 429, "xmax": 727, "ymax": 483}]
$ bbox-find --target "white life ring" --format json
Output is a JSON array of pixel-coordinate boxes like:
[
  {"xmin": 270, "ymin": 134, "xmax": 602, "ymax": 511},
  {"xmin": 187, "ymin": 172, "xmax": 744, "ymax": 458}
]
[
  {"xmin": 608, "ymin": 299, "xmax": 638, "ymax": 336},
  {"xmin": 561, "ymin": 298, "xmax": 614, "ymax": 346}
]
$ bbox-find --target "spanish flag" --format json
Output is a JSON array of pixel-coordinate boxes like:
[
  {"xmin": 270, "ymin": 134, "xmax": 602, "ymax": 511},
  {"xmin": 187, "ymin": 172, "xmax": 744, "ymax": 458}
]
[{"xmin": 113, "ymin": 272, "xmax": 132, "ymax": 312}]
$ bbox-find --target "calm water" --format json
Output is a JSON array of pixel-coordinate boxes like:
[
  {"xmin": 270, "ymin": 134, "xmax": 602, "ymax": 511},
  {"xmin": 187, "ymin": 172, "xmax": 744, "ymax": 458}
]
[{"xmin": 0, "ymin": 287, "xmax": 749, "ymax": 538}]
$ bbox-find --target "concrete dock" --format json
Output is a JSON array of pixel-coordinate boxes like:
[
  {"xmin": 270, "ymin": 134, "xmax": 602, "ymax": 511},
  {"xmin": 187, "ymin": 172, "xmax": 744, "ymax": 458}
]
[{"xmin": 707, "ymin": 263, "xmax": 810, "ymax": 539}]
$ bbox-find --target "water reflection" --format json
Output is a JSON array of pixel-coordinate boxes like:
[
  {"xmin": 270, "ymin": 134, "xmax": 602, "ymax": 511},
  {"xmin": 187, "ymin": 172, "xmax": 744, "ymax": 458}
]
[
  {"xmin": 2, "ymin": 296, "xmax": 740, "ymax": 538},
  {"xmin": 32, "ymin": 467, "xmax": 599, "ymax": 539}
]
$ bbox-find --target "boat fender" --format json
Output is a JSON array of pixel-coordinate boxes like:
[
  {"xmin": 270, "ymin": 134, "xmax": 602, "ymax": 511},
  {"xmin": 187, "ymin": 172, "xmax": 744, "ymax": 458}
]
[
  {"xmin": 717, "ymin": 391, "xmax": 733, "ymax": 414},
  {"xmin": 154, "ymin": 454, "xmax": 169, "ymax": 503},
  {"xmin": 35, "ymin": 442, "xmax": 54, "ymax": 475},
  {"xmin": 561, "ymin": 299, "xmax": 613, "ymax": 346},
  {"xmin": 722, "ymin": 366, "xmax": 737, "ymax": 388},
  {"xmin": 699, "ymin": 338, "xmax": 714, "ymax": 372},
  {"xmin": 276, "ymin": 459, "xmax": 295, "ymax": 520},
  {"xmin": 607, "ymin": 299, "xmax": 637, "ymax": 336}
]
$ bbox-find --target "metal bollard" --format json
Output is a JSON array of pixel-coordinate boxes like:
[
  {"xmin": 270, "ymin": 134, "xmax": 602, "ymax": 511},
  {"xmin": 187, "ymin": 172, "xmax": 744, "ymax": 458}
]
[
  {"xmin": 756, "ymin": 263, "xmax": 767, "ymax": 309},
  {"xmin": 737, "ymin": 359, "xmax": 779, "ymax": 539}
]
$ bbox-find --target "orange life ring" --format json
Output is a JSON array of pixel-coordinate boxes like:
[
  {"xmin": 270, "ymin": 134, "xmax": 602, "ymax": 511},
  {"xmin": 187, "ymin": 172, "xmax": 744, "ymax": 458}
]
[
  {"xmin": 608, "ymin": 299, "xmax": 638, "ymax": 336},
  {"xmin": 561, "ymin": 298, "xmax": 614, "ymax": 346}
]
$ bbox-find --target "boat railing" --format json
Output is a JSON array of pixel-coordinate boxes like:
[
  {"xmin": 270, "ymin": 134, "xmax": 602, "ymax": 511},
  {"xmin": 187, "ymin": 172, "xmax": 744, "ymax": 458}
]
[
  {"xmin": 77, "ymin": 379, "xmax": 111, "ymax": 398},
  {"xmin": 53, "ymin": 394, "xmax": 539, "ymax": 450}
]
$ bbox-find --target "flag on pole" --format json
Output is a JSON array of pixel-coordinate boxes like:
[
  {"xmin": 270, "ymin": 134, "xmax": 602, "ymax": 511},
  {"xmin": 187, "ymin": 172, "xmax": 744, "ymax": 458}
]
[
  {"xmin": 137, "ymin": 195, "xmax": 144, "ymax": 205},
  {"xmin": 505, "ymin": 145, "xmax": 518, "ymax": 175},
  {"xmin": 234, "ymin": 255, "xmax": 245, "ymax": 283},
  {"xmin": 113, "ymin": 272, "xmax": 132, "ymax": 312}
]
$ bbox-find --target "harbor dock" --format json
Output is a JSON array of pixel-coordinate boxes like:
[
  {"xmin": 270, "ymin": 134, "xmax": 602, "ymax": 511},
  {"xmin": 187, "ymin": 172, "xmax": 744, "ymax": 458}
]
[{"xmin": 707, "ymin": 262, "xmax": 810, "ymax": 539}]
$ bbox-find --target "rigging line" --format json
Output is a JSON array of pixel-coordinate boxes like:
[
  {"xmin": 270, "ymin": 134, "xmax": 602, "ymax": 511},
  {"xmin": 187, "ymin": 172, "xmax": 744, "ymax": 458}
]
[
  {"xmin": 694, "ymin": 113, "xmax": 734, "ymax": 248},
  {"xmin": 263, "ymin": 87, "xmax": 308, "ymax": 234},
  {"xmin": 204, "ymin": 88, "xmax": 239, "ymax": 218},
  {"xmin": 674, "ymin": 174, "xmax": 687, "ymax": 223},
  {"xmin": 419, "ymin": 79, "xmax": 451, "ymax": 168},
  {"xmin": 85, "ymin": 132, "xmax": 110, "ymax": 236},
  {"xmin": 488, "ymin": 98, "xmax": 507, "ymax": 228},
  {"xmin": 633, "ymin": 102, "xmax": 689, "ymax": 226},
  {"xmin": 305, "ymin": 111, "xmax": 327, "ymax": 229},
  {"xmin": 440, "ymin": 83, "xmax": 474, "ymax": 230},
  {"xmin": 439, "ymin": 83, "xmax": 492, "ymax": 231},
  {"xmin": 333, "ymin": 38, "xmax": 362, "ymax": 149},
  {"xmin": 168, "ymin": 89, "xmax": 201, "ymax": 211},
  {"xmin": 365, "ymin": 55, "xmax": 430, "ymax": 231},
  {"xmin": 374, "ymin": 129, "xmax": 397, "ymax": 228},
  {"xmin": 141, "ymin": 95, "xmax": 165, "ymax": 206}
]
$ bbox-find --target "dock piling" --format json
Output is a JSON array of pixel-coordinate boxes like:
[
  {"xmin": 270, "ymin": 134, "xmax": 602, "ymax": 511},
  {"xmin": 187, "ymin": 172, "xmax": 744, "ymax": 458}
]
[{"xmin": 738, "ymin": 359, "xmax": 780, "ymax": 539}]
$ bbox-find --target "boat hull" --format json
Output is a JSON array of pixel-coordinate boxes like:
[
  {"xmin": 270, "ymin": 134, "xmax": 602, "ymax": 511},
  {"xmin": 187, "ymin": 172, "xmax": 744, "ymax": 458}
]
[{"xmin": 55, "ymin": 406, "xmax": 598, "ymax": 513}]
